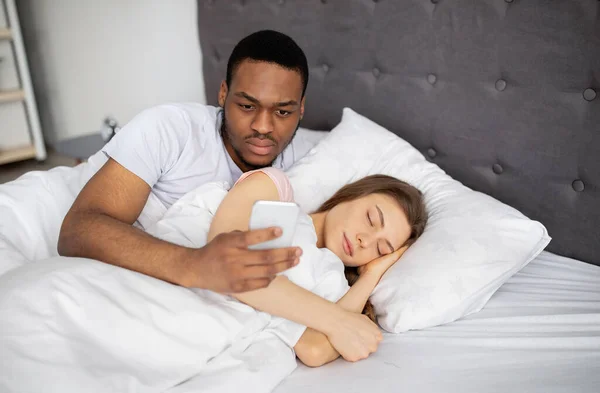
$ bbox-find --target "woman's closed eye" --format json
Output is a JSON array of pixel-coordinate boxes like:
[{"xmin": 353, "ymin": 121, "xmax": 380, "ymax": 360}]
[
  {"xmin": 368, "ymin": 208, "xmax": 382, "ymax": 227},
  {"xmin": 368, "ymin": 209, "xmax": 394, "ymax": 256},
  {"xmin": 368, "ymin": 211, "xmax": 382, "ymax": 255},
  {"xmin": 377, "ymin": 242, "xmax": 396, "ymax": 257}
]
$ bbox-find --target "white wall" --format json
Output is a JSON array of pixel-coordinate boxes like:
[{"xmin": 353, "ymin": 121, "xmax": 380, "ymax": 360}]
[{"xmin": 19, "ymin": 0, "xmax": 206, "ymax": 144}]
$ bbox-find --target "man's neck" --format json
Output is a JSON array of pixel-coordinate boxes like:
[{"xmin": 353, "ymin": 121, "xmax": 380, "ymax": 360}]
[{"xmin": 223, "ymin": 139, "xmax": 252, "ymax": 173}]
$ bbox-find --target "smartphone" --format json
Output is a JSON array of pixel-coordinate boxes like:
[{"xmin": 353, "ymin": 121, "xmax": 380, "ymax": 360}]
[{"xmin": 248, "ymin": 200, "xmax": 300, "ymax": 250}]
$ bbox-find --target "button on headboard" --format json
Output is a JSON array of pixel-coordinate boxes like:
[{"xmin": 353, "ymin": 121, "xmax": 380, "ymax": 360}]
[{"xmin": 197, "ymin": 0, "xmax": 600, "ymax": 265}]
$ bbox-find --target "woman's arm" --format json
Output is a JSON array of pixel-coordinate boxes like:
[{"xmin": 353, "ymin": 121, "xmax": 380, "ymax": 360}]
[
  {"xmin": 207, "ymin": 171, "xmax": 282, "ymax": 243},
  {"xmin": 294, "ymin": 248, "xmax": 407, "ymax": 367},
  {"xmin": 207, "ymin": 171, "xmax": 383, "ymax": 362},
  {"xmin": 294, "ymin": 271, "xmax": 382, "ymax": 367}
]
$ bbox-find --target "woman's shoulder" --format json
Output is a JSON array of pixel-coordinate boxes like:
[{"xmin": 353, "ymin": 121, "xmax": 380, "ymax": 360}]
[{"xmin": 234, "ymin": 167, "xmax": 294, "ymax": 202}]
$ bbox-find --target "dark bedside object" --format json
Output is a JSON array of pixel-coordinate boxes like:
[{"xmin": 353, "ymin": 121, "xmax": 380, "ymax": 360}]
[
  {"xmin": 54, "ymin": 117, "xmax": 119, "ymax": 164},
  {"xmin": 54, "ymin": 133, "xmax": 107, "ymax": 164}
]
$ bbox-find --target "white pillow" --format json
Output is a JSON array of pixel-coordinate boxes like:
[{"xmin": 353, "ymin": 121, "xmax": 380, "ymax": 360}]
[{"xmin": 286, "ymin": 108, "xmax": 551, "ymax": 333}]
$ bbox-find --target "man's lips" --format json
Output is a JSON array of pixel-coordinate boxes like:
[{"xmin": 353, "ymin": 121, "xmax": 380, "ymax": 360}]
[
  {"xmin": 246, "ymin": 138, "xmax": 276, "ymax": 156},
  {"xmin": 246, "ymin": 137, "xmax": 275, "ymax": 147},
  {"xmin": 343, "ymin": 232, "xmax": 354, "ymax": 257}
]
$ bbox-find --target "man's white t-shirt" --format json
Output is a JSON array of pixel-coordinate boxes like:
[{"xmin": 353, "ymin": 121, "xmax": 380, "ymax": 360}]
[{"xmin": 100, "ymin": 103, "xmax": 317, "ymax": 210}]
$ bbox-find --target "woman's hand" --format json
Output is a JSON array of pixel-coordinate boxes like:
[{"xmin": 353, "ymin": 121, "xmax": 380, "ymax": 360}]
[{"xmin": 357, "ymin": 245, "xmax": 409, "ymax": 279}]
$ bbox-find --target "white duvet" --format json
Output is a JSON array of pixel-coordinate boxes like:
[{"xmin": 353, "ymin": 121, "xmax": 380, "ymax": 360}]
[{"xmin": 0, "ymin": 159, "xmax": 349, "ymax": 393}]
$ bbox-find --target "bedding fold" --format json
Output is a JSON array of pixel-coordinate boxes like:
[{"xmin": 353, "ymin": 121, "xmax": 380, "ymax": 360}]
[{"xmin": 0, "ymin": 181, "xmax": 348, "ymax": 393}]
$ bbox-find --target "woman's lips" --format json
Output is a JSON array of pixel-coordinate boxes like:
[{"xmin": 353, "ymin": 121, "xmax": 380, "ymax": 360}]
[{"xmin": 343, "ymin": 232, "xmax": 354, "ymax": 257}]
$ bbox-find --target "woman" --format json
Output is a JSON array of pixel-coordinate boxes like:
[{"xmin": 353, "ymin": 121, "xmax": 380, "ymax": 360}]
[{"xmin": 207, "ymin": 167, "xmax": 427, "ymax": 367}]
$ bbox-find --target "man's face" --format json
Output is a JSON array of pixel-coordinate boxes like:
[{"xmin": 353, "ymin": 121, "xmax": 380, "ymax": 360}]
[{"xmin": 218, "ymin": 60, "xmax": 305, "ymax": 172}]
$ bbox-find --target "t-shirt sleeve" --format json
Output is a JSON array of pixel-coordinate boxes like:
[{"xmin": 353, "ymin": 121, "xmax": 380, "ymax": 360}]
[
  {"xmin": 101, "ymin": 105, "xmax": 193, "ymax": 187},
  {"xmin": 234, "ymin": 167, "xmax": 294, "ymax": 202}
]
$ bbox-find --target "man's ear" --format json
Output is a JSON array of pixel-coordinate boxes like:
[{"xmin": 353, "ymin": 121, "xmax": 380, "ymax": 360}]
[
  {"xmin": 218, "ymin": 81, "xmax": 228, "ymax": 107},
  {"xmin": 300, "ymin": 96, "xmax": 306, "ymax": 120}
]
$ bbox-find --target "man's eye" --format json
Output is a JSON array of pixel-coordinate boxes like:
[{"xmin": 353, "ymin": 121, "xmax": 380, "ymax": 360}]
[
  {"xmin": 238, "ymin": 104, "xmax": 254, "ymax": 110},
  {"xmin": 277, "ymin": 110, "xmax": 291, "ymax": 116}
]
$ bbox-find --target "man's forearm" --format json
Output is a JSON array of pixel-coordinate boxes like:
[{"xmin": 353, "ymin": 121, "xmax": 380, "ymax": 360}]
[{"xmin": 58, "ymin": 211, "xmax": 192, "ymax": 286}]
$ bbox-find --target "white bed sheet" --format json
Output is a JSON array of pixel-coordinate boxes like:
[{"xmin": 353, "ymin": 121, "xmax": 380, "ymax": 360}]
[
  {"xmin": 275, "ymin": 251, "xmax": 600, "ymax": 393},
  {"xmin": 1, "ymin": 138, "xmax": 599, "ymax": 392}
]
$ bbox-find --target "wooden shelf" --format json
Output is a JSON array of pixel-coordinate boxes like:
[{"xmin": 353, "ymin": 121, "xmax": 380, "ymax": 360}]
[
  {"xmin": 0, "ymin": 89, "xmax": 25, "ymax": 104},
  {"xmin": 0, "ymin": 28, "xmax": 12, "ymax": 40},
  {"xmin": 0, "ymin": 0, "xmax": 47, "ymax": 162},
  {"xmin": 0, "ymin": 145, "xmax": 37, "ymax": 165}
]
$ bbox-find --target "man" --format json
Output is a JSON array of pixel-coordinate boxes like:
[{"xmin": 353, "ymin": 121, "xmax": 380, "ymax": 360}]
[
  {"xmin": 58, "ymin": 30, "xmax": 382, "ymax": 362},
  {"xmin": 59, "ymin": 30, "xmax": 313, "ymax": 294}
]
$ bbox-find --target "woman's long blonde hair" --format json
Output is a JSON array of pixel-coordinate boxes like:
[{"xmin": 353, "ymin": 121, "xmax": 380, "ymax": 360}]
[{"xmin": 314, "ymin": 174, "xmax": 428, "ymax": 322}]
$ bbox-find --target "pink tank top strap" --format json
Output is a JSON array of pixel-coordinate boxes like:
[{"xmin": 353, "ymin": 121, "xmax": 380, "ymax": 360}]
[{"xmin": 234, "ymin": 167, "xmax": 294, "ymax": 202}]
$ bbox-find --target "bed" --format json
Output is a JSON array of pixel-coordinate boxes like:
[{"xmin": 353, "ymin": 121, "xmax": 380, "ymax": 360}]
[
  {"xmin": 196, "ymin": 0, "xmax": 600, "ymax": 392},
  {"xmin": 0, "ymin": 1, "xmax": 598, "ymax": 392}
]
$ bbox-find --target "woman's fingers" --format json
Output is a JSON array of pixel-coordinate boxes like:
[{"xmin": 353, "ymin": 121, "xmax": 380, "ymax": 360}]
[{"xmin": 358, "ymin": 245, "xmax": 410, "ymax": 276}]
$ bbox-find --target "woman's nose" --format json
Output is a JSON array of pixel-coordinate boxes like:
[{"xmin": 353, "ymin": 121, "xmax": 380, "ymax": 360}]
[{"xmin": 357, "ymin": 233, "xmax": 373, "ymax": 248}]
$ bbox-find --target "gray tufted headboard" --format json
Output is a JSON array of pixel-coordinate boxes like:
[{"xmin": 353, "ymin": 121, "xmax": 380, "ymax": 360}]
[{"xmin": 197, "ymin": 0, "xmax": 600, "ymax": 266}]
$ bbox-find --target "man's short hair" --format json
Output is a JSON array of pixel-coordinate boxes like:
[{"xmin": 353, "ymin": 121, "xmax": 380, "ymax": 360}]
[{"xmin": 226, "ymin": 30, "xmax": 309, "ymax": 97}]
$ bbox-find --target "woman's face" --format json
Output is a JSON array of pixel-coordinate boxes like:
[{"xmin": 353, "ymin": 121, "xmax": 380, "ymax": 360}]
[{"xmin": 323, "ymin": 193, "xmax": 412, "ymax": 266}]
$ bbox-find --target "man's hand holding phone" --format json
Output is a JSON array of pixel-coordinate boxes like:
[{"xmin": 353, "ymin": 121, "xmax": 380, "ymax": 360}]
[
  {"xmin": 180, "ymin": 201, "xmax": 302, "ymax": 293},
  {"xmin": 181, "ymin": 227, "xmax": 302, "ymax": 293}
]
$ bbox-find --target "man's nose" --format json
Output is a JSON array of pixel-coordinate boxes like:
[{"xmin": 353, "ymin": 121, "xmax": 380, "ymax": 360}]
[{"xmin": 251, "ymin": 110, "xmax": 274, "ymax": 135}]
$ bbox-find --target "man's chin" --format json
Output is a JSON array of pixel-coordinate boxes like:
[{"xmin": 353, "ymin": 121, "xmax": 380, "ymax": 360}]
[{"xmin": 241, "ymin": 152, "xmax": 277, "ymax": 169}]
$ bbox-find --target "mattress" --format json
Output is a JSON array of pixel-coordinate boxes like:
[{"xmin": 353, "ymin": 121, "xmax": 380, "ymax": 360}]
[{"xmin": 275, "ymin": 251, "xmax": 600, "ymax": 393}]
